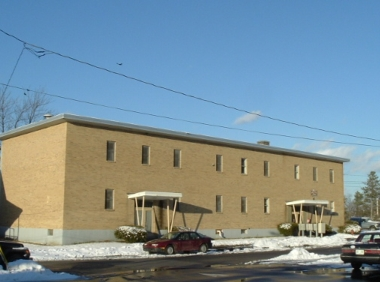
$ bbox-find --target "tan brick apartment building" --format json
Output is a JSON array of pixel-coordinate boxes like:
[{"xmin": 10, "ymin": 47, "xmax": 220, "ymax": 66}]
[{"xmin": 0, "ymin": 114, "xmax": 349, "ymax": 245}]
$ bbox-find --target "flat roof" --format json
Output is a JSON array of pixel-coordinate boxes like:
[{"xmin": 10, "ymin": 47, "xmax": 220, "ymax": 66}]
[
  {"xmin": 0, "ymin": 113, "xmax": 350, "ymax": 163},
  {"xmin": 128, "ymin": 191, "xmax": 182, "ymax": 200},
  {"xmin": 286, "ymin": 200, "xmax": 330, "ymax": 206}
]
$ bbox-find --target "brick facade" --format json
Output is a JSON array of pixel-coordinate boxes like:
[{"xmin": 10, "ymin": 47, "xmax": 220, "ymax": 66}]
[{"xmin": 0, "ymin": 114, "xmax": 348, "ymax": 245}]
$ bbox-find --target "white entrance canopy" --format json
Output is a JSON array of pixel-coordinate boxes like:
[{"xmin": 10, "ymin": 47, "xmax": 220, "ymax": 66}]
[
  {"xmin": 286, "ymin": 200, "xmax": 329, "ymax": 207},
  {"xmin": 128, "ymin": 191, "xmax": 182, "ymax": 233},
  {"xmin": 286, "ymin": 199, "xmax": 330, "ymax": 226},
  {"xmin": 286, "ymin": 199, "xmax": 332, "ymax": 237},
  {"xmin": 128, "ymin": 191, "xmax": 182, "ymax": 201}
]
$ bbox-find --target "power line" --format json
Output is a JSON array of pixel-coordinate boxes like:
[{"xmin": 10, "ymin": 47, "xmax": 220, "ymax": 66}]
[
  {"xmin": 2, "ymin": 82, "xmax": 380, "ymax": 148},
  {"xmin": 345, "ymin": 173, "xmax": 370, "ymax": 177},
  {"xmin": 1, "ymin": 45, "xmax": 25, "ymax": 95},
  {"xmin": 1, "ymin": 28, "xmax": 380, "ymax": 143}
]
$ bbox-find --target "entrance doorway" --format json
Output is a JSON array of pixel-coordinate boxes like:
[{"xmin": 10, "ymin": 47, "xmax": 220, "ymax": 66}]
[{"xmin": 135, "ymin": 209, "xmax": 153, "ymax": 232}]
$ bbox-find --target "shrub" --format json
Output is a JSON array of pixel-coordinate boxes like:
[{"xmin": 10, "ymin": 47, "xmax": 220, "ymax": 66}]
[
  {"xmin": 325, "ymin": 224, "xmax": 334, "ymax": 235},
  {"xmin": 114, "ymin": 226, "xmax": 147, "ymax": 243},
  {"xmin": 277, "ymin": 223, "xmax": 298, "ymax": 236},
  {"xmin": 338, "ymin": 222, "xmax": 361, "ymax": 234}
]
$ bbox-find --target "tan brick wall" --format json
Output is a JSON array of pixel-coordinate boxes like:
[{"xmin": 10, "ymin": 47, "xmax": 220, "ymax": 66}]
[
  {"xmin": 1, "ymin": 121, "xmax": 345, "ymax": 234},
  {"xmin": 0, "ymin": 123, "xmax": 67, "ymax": 229},
  {"xmin": 62, "ymin": 123, "xmax": 345, "ymax": 231}
]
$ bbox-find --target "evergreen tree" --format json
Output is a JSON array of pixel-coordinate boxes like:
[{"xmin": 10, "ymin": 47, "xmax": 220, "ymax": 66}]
[
  {"xmin": 353, "ymin": 191, "xmax": 366, "ymax": 216},
  {"xmin": 361, "ymin": 171, "xmax": 380, "ymax": 218}
]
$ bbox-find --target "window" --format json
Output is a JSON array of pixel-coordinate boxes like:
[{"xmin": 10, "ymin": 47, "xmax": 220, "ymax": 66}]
[
  {"xmin": 189, "ymin": 232, "xmax": 200, "ymax": 239},
  {"xmin": 173, "ymin": 149, "xmax": 181, "ymax": 168},
  {"xmin": 264, "ymin": 198, "xmax": 270, "ymax": 214},
  {"xmin": 106, "ymin": 141, "xmax": 115, "ymax": 161},
  {"xmin": 241, "ymin": 197, "xmax": 247, "ymax": 213},
  {"xmin": 313, "ymin": 167, "xmax": 318, "ymax": 181},
  {"xmin": 216, "ymin": 195, "xmax": 223, "ymax": 213},
  {"xmin": 241, "ymin": 158, "xmax": 247, "ymax": 174},
  {"xmin": 105, "ymin": 189, "xmax": 114, "ymax": 210},
  {"xmin": 142, "ymin": 145, "xmax": 150, "ymax": 165},
  {"xmin": 264, "ymin": 161, "xmax": 270, "ymax": 177},
  {"xmin": 329, "ymin": 169, "xmax": 335, "ymax": 183},
  {"xmin": 216, "ymin": 154, "xmax": 223, "ymax": 172},
  {"xmin": 294, "ymin": 165, "xmax": 300, "ymax": 179}
]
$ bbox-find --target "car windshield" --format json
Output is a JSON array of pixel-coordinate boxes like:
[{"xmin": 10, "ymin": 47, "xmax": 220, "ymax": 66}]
[{"xmin": 161, "ymin": 232, "xmax": 180, "ymax": 240}]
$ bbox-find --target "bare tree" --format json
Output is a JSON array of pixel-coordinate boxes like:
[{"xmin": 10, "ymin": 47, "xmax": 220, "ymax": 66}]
[
  {"xmin": 345, "ymin": 194, "xmax": 359, "ymax": 221},
  {"xmin": 0, "ymin": 89, "xmax": 14, "ymax": 133},
  {"xmin": 0, "ymin": 87, "xmax": 53, "ymax": 132}
]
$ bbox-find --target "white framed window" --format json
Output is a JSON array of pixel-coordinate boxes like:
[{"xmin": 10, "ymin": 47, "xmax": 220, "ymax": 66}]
[
  {"xmin": 294, "ymin": 165, "xmax": 300, "ymax": 180},
  {"xmin": 105, "ymin": 189, "xmax": 114, "ymax": 210},
  {"xmin": 264, "ymin": 161, "xmax": 270, "ymax": 177},
  {"xmin": 106, "ymin": 141, "xmax": 115, "ymax": 161},
  {"xmin": 241, "ymin": 158, "xmax": 247, "ymax": 174},
  {"xmin": 142, "ymin": 145, "xmax": 150, "ymax": 165},
  {"xmin": 264, "ymin": 198, "xmax": 270, "ymax": 214},
  {"xmin": 173, "ymin": 149, "xmax": 181, "ymax": 168},
  {"xmin": 216, "ymin": 195, "xmax": 223, "ymax": 213},
  {"xmin": 216, "ymin": 154, "xmax": 223, "ymax": 172},
  {"xmin": 313, "ymin": 167, "xmax": 318, "ymax": 181},
  {"xmin": 241, "ymin": 196, "xmax": 247, "ymax": 213},
  {"xmin": 329, "ymin": 169, "xmax": 335, "ymax": 183}
]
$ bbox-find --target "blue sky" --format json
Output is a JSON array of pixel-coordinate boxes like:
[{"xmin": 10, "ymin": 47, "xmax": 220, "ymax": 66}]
[{"xmin": 1, "ymin": 1, "xmax": 380, "ymax": 196}]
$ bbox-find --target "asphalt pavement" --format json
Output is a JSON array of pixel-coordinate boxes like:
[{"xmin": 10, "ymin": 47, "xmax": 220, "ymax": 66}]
[{"xmin": 40, "ymin": 247, "xmax": 380, "ymax": 281}]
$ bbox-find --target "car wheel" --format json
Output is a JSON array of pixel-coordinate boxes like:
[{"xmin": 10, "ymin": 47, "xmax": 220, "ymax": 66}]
[
  {"xmin": 351, "ymin": 262, "xmax": 362, "ymax": 269},
  {"xmin": 370, "ymin": 226, "xmax": 376, "ymax": 231},
  {"xmin": 166, "ymin": 245, "xmax": 174, "ymax": 255},
  {"xmin": 199, "ymin": 244, "xmax": 208, "ymax": 253}
]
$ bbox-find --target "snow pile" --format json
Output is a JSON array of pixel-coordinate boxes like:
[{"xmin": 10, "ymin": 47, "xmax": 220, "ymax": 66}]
[
  {"xmin": 213, "ymin": 233, "xmax": 350, "ymax": 250},
  {"xmin": 29, "ymin": 242, "xmax": 146, "ymax": 261},
  {"xmin": 261, "ymin": 247, "xmax": 340, "ymax": 265},
  {"xmin": 0, "ymin": 260, "xmax": 79, "ymax": 281}
]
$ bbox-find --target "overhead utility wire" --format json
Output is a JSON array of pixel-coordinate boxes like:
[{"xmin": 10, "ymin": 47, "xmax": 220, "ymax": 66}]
[
  {"xmin": 1, "ymin": 28, "xmax": 380, "ymax": 143},
  {"xmin": 1, "ymin": 45, "xmax": 25, "ymax": 95},
  {"xmin": 2, "ymin": 82, "xmax": 379, "ymax": 149}
]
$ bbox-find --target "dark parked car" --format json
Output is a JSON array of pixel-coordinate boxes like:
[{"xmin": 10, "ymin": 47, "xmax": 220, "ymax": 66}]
[
  {"xmin": 341, "ymin": 231, "xmax": 380, "ymax": 269},
  {"xmin": 143, "ymin": 231, "xmax": 213, "ymax": 255},
  {"xmin": 0, "ymin": 240, "xmax": 31, "ymax": 264}
]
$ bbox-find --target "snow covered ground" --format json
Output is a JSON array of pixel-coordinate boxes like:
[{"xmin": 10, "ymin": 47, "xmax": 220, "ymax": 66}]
[{"xmin": 1, "ymin": 233, "xmax": 354, "ymax": 281}]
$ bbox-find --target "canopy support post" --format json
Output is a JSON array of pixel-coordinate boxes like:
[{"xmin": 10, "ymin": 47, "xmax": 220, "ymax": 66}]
[
  {"xmin": 170, "ymin": 199, "xmax": 178, "ymax": 232},
  {"xmin": 134, "ymin": 198, "xmax": 140, "ymax": 226}
]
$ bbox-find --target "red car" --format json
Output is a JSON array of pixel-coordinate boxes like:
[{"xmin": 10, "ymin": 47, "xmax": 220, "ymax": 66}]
[{"xmin": 143, "ymin": 231, "xmax": 213, "ymax": 255}]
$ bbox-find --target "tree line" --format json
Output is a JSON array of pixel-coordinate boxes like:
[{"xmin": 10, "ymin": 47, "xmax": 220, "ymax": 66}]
[{"xmin": 346, "ymin": 171, "xmax": 380, "ymax": 220}]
